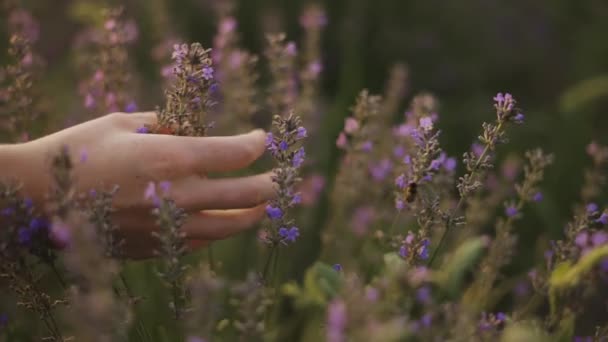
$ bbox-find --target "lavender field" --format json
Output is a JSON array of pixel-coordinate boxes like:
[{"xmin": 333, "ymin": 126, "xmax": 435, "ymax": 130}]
[{"xmin": 1, "ymin": 0, "xmax": 608, "ymax": 341}]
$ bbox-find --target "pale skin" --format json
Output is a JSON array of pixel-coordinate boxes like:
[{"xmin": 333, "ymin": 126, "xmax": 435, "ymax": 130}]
[{"xmin": 0, "ymin": 112, "xmax": 275, "ymax": 258}]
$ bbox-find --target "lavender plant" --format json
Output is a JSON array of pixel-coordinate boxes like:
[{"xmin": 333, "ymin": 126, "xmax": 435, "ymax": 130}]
[
  {"xmin": 212, "ymin": 13, "xmax": 259, "ymax": 132},
  {"xmin": 150, "ymin": 43, "xmax": 216, "ymax": 136},
  {"xmin": 146, "ymin": 181, "xmax": 189, "ymax": 320},
  {"xmin": 0, "ymin": 4, "xmax": 43, "ymax": 142},
  {"xmin": 265, "ymin": 34, "xmax": 297, "ymax": 117},
  {"xmin": 78, "ymin": 7, "xmax": 137, "ymax": 117},
  {"xmin": 262, "ymin": 112, "xmax": 307, "ymax": 282},
  {"xmin": 429, "ymin": 93, "xmax": 525, "ymax": 265},
  {"xmin": 2, "ymin": 4, "xmax": 608, "ymax": 342}
]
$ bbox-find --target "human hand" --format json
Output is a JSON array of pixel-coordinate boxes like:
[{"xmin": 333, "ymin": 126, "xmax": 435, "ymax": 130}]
[{"xmin": 3, "ymin": 112, "xmax": 274, "ymax": 258}]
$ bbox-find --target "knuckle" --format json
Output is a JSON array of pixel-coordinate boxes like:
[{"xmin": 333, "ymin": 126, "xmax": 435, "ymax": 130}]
[{"xmin": 145, "ymin": 148, "xmax": 186, "ymax": 179}]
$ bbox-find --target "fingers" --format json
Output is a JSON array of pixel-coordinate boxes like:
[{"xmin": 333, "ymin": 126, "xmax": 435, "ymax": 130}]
[
  {"xmin": 181, "ymin": 205, "xmax": 265, "ymax": 239},
  {"xmin": 144, "ymin": 130, "xmax": 267, "ymax": 174},
  {"xmin": 172, "ymin": 173, "xmax": 275, "ymax": 210},
  {"xmin": 117, "ymin": 206, "xmax": 265, "ymax": 258}
]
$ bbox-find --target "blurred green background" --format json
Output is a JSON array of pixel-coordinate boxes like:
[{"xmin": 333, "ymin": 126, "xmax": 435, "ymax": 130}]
[
  {"xmin": 2, "ymin": 0, "xmax": 608, "ymax": 338},
  {"xmin": 1, "ymin": 0, "xmax": 607, "ymax": 272},
  {"xmin": 1, "ymin": 0, "xmax": 607, "ymax": 273}
]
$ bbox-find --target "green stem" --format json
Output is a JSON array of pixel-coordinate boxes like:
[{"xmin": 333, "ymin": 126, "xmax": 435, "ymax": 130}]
[
  {"xmin": 261, "ymin": 246, "xmax": 276, "ymax": 284},
  {"xmin": 50, "ymin": 264, "xmax": 66, "ymax": 289},
  {"xmin": 428, "ymin": 122, "xmax": 502, "ymax": 266},
  {"xmin": 208, "ymin": 245, "xmax": 215, "ymax": 273}
]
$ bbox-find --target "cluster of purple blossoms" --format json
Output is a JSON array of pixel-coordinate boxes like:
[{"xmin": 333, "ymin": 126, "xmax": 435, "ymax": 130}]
[
  {"xmin": 399, "ymin": 231, "xmax": 430, "ymax": 263},
  {"xmin": 575, "ymin": 229, "xmax": 608, "ymax": 256},
  {"xmin": 17, "ymin": 216, "xmax": 48, "ymax": 247},
  {"xmin": 79, "ymin": 8, "xmax": 137, "ymax": 116},
  {"xmin": 493, "ymin": 93, "xmax": 524, "ymax": 123},
  {"xmin": 153, "ymin": 42, "xmax": 216, "ymax": 136},
  {"xmin": 478, "ymin": 312, "xmax": 507, "ymax": 331},
  {"xmin": 264, "ymin": 113, "xmax": 307, "ymax": 245},
  {"xmin": 393, "ymin": 115, "xmax": 445, "ymax": 210}
]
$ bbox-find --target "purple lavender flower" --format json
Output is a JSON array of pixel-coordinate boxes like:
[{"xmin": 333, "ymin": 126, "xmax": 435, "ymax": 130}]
[
  {"xmin": 327, "ymin": 300, "xmax": 346, "ymax": 342},
  {"xmin": 360, "ymin": 140, "xmax": 373, "ymax": 152},
  {"xmin": 575, "ymin": 231, "xmax": 589, "ymax": 248},
  {"xmin": 290, "ymin": 193, "xmax": 302, "ymax": 205},
  {"xmin": 370, "ymin": 159, "xmax": 393, "ymax": 181},
  {"xmin": 265, "ymin": 205, "xmax": 283, "ymax": 220},
  {"xmin": 293, "ymin": 148, "xmax": 306, "ymax": 168},
  {"xmin": 505, "ymin": 205, "xmax": 519, "ymax": 217},
  {"xmin": 403, "ymin": 154, "xmax": 412, "ymax": 164},
  {"xmin": 395, "ymin": 199, "xmax": 405, "ymax": 211},
  {"xmin": 595, "ymin": 212, "xmax": 608, "ymax": 225},
  {"xmin": 279, "ymin": 140, "xmax": 289, "ymax": 151},
  {"xmin": 332, "ymin": 264, "xmax": 342, "ymax": 272},
  {"xmin": 416, "ymin": 286, "xmax": 432, "ymax": 304},
  {"xmin": 493, "ymin": 92, "xmax": 515, "ymax": 116},
  {"xmin": 532, "ymin": 192, "xmax": 543, "ymax": 202},
  {"xmin": 202, "ymin": 66, "xmax": 214, "ymax": 80},
  {"xmin": 573, "ymin": 337, "xmax": 593, "ymax": 342},
  {"xmin": 159, "ymin": 181, "xmax": 171, "ymax": 194},
  {"xmin": 18, "ymin": 226, "xmax": 33, "ymax": 245},
  {"xmin": 279, "ymin": 226, "xmax": 300, "ymax": 243},
  {"xmin": 144, "ymin": 182, "xmax": 156, "ymax": 200},
  {"xmin": 264, "ymin": 114, "xmax": 306, "ymax": 247},
  {"xmin": 393, "ymin": 146, "xmax": 405, "ymax": 158},
  {"xmin": 285, "ymin": 42, "xmax": 297, "ymax": 56},
  {"xmin": 344, "ymin": 117, "xmax": 359, "ymax": 134},
  {"xmin": 136, "ymin": 126, "xmax": 149, "ymax": 134},
  {"xmin": 472, "ymin": 143, "xmax": 485, "ymax": 157},
  {"xmin": 419, "ymin": 116, "xmax": 433, "ymax": 131},
  {"xmin": 297, "ymin": 126, "xmax": 308, "ymax": 139},
  {"xmin": 1, "ymin": 207, "xmax": 15, "ymax": 217},
  {"xmin": 418, "ymin": 239, "xmax": 430, "ymax": 260},
  {"xmin": 444, "ymin": 157, "xmax": 457, "ymax": 172},
  {"xmin": 592, "ymin": 231, "xmax": 608, "ymax": 246},
  {"xmin": 395, "ymin": 174, "xmax": 406, "ymax": 189},
  {"xmin": 399, "ymin": 245, "xmax": 409, "ymax": 258},
  {"xmin": 587, "ymin": 203, "xmax": 598, "ymax": 214},
  {"xmin": 125, "ymin": 101, "xmax": 137, "ymax": 113},
  {"xmin": 513, "ymin": 113, "xmax": 524, "ymax": 124},
  {"xmin": 429, "ymin": 158, "xmax": 442, "ymax": 171},
  {"xmin": 351, "ymin": 206, "xmax": 375, "ymax": 236},
  {"xmin": 420, "ymin": 313, "xmax": 433, "ymax": 328}
]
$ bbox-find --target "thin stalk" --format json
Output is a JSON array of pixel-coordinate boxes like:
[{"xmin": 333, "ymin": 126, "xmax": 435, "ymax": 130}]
[
  {"xmin": 50, "ymin": 264, "xmax": 66, "ymax": 289},
  {"xmin": 46, "ymin": 308, "xmax": 64, "ymax": 342},
  {"xmin": 428, "ymin": 123, "xmax": 501, "ymax": 266},
  {"xmin": 261, "ymin": 246, "xmax": 276, "ymax": 283},
  {"xmin": 119, "ymin": 273, "xmax": 153, "ymax": 341},
  {"xmin": 208, "ymin": 245, "xmax": 215, "ymax": 273},
  {"xmin": 171, "ymin": 281, "xmax": 182, "ymax": 320}
]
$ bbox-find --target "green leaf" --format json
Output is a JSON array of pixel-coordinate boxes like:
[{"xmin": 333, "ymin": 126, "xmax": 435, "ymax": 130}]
[
  {"xmin": 559, "ymin": 74, "xmax": 608, "ymax": 113},
  {"xmin": 302, "ymin": 262, "xmax": 342, "ymax": 305},
  {"xmin": 549, "ymin": 245, "xmax": 608, "ymax": 289},
  {"xmin": 383, "ymin": 252, "xmax": 403, "ymax": 275},
  {"xmin": 500, "ymin": 321, "xmax": 551, "ymax": 342},
  {"xmin": 552, "ymin": 310, "xmax": 575, "ymax": 342},
  {"xmin": 433, "ymin": 237, "xmax": 487, "ymax": 297}
]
